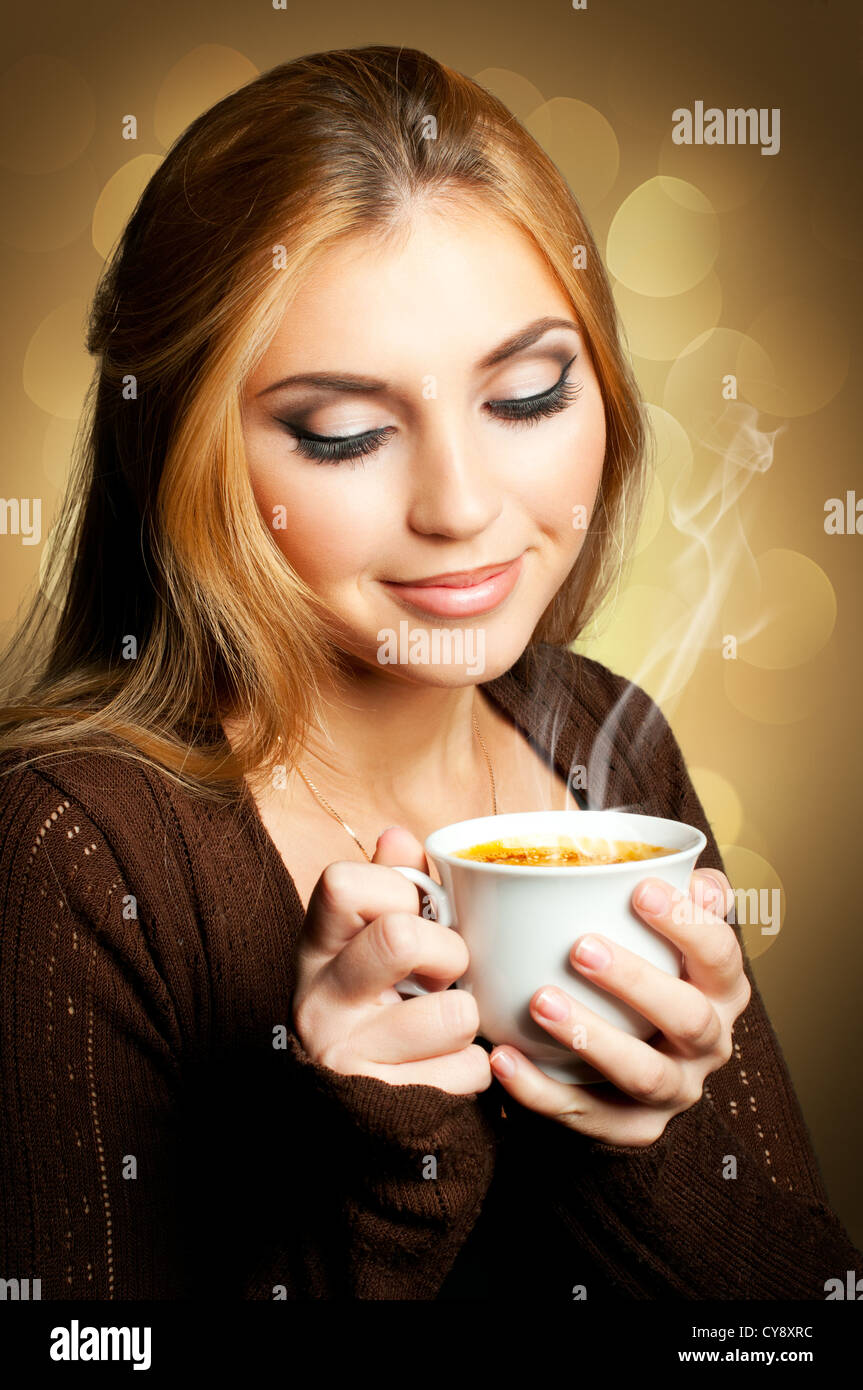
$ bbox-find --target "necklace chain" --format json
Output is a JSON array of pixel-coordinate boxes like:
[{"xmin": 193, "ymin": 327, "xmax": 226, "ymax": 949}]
[{"xmin": 288, "ymin": 701, "xmax": 497, "ymax": 861}]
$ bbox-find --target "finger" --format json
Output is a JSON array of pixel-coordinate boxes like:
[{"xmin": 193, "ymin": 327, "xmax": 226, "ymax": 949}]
[
  {"xmin": 352, "ymin": 986, "xmax": 481, "ymax": 1065},
  {"xmin": 690, "ymin": 868, "xmax": 733, "ymax": 919},
  {"xmin": 303, "ymin": 858, "xmax": 427, "ymax": 960},
  {"xmin": 536, "ymin": 939, "xmax": 722, "ymax": 1063},
  {"xmin": 528, "ymin": 984, "xmax": 690, "ymax": 1102},
  {"xmin": 632, "ymin": 878, "xmax": 746, "ymax": 997},
  {"xmin": 490, "ymin": 1047, "xmax": 693, "ymax": 1145},
  {"xmin": 493, "ymin": 1019, "xmax": 685, "ymax": 1109},
  {"xmin": 359, "ymin": 1042, "xmax": 493, "ymax": 1095},
  {"xmin": 326, "ymin": 907, "xmax": 470, "ymax": 1002},
  {"xmin": 488, "ymin": 1045, "xmax": 597, "ymax": 1121}
]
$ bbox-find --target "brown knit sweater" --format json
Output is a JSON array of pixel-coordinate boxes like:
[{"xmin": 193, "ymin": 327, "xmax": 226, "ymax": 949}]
[{"xmin": 1, "ymin": 644, "xmax": 859, "ymax": 1300}]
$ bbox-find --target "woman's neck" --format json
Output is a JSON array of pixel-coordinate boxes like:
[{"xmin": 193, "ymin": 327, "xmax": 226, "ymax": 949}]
[
  {"xmin": 222, "ymin": 663, "xmax": 504, "ymax": 831},
  {"xmin": 293, "ymin": 668, "xmax": 490, "ymax": 824}
]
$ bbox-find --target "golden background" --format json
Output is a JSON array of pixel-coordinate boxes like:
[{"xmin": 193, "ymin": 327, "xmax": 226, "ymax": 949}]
[{"xmin": 2, "ymin": 1, "xmax": 860, "ymax": 1244}]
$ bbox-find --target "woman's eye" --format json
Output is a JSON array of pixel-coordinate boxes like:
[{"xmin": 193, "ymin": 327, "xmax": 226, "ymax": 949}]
[
  {"xmin": 277, "ymin": 424, "xmax": 395, "ymax": 466},
  {"xmin": 487, "ymin": 353, "xmax": 583, "ymax": 426},
  {"xmin": 277, "ymin": 352, "xmax": 582, "ymax": 465}
]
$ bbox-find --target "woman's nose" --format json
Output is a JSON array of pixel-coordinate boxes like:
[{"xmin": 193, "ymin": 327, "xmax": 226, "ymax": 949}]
[{"xmin": 404, "ymin": 423, "xmax": 503, "ymax": 539}]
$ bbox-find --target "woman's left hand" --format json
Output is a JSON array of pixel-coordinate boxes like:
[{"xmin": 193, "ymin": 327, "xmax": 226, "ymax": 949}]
[{"xmin": 488, "ymin": 868, "xmax": 751, "ymax": 1147}]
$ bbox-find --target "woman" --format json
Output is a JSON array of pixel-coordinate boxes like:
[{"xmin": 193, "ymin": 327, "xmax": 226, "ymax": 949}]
[{"xmin": 1, "ymin": 45, "xmax": 859, "ymax": 1300}]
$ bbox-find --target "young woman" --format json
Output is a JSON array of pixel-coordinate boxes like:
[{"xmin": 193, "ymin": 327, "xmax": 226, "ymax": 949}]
[{"xmin": 1, "ymin": 45, "xmax": 859, "ymax": 1300}]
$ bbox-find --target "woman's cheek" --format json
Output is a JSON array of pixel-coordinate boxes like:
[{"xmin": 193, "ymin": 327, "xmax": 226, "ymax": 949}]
[
  {"xmin": 250, "ymin": 467, "xmax": 381, "ymax": 592},
  {"xmin": 524, "ymin": 437, "xmax": 603, "ymax": 553}
]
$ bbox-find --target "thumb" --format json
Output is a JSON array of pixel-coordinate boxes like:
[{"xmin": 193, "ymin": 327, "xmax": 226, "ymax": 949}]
[{"xmin": 371, "ymin": 824, "xmax": 430, "ymax": 875}]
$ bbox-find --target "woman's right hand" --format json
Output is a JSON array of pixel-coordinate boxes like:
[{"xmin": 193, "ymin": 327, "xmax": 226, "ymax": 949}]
[{"xmin": 291, "ymin": 826, "xmax": 492, "ymax": 1095}]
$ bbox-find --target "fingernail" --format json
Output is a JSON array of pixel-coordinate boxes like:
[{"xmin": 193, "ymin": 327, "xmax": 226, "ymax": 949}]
[
  {"xmin": 491, "ymin": 1050, "xmax": 515, "ymax": 1078},
  {"xmin": 574, "ymin": 936, "xmax": 611, "ymax": 970},
  {"xmin": 637, "ymin": 882, "xmax": 667, "ymax": 914},
  {"xmin": 535, "ymin": 988, "xmax": 568, "ymax": 1020}
]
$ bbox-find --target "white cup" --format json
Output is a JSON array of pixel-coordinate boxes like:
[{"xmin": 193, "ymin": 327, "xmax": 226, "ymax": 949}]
[{"xmin": 391, "ymin": 808, "xmax": 706, "ymax": 1085}]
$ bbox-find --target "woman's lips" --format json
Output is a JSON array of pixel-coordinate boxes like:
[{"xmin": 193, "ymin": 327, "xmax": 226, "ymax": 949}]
[{"xmin": 381, "ymin": 554, "xmax": 525, "ymax": 617}]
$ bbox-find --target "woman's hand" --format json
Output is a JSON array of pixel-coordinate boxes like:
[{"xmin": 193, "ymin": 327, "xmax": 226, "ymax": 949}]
[
  {"xmin": 488, "ymin": 868, "xmax": 751, "ymax": 1147},
  {"xmin": 291, "ymin": 826, "xmax": 492, "ymax": 1096}
]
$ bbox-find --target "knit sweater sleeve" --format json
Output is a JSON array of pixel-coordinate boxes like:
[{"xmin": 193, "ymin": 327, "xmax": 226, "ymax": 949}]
[
  {"xmin": 0, "ymin": 769, "xmax": 192, "ymax": 1299},
  {"xmin": 241, "ymin": 1029, "xmax": 497, "ymax": 1299},
  {"xmin": 504, "ymin": 689, "xmax": 863, "ymax": 1299},
  {"xmin": 0, "ymin": 764, "xmax": 497, "ymax": 1301}
]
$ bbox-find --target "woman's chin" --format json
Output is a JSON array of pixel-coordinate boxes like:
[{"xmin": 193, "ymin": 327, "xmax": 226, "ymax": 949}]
[{"xmin": 345, "ymin": 619, "xmax": 534, "ymax": 686}]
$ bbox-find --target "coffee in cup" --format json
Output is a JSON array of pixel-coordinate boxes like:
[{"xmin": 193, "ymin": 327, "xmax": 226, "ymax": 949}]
[{"xmin": 454, "ymin": 836, "xmax": 674, "ymax": 867}]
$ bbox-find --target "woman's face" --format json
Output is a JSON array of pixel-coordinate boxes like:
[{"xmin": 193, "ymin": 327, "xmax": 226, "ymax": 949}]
[{"xmin": 241, "ymin": 200, "xmax": 606, "ymax": 684}]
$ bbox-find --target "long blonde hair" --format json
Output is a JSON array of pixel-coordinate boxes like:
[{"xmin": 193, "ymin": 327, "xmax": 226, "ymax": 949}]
[{"xmin": 0, "ymin": 45, "xmax": 649, "ymax": 802}]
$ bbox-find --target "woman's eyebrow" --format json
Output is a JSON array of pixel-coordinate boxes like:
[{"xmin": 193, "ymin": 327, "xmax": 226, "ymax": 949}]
[{"xmin": 255, "ymin": 316, "xmax": 580, "ymax": 398}]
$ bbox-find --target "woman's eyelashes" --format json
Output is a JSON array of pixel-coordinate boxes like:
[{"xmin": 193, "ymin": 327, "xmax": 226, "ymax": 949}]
[{"xmin": 277, "ymin": 353, "xmax": 582, "ymax": 466}]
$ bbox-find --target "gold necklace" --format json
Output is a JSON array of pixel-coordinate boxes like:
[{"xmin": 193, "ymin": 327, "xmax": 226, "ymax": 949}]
[{"xmin": 288, "ymin": 698, "xmax": 497, "ymax": 861}]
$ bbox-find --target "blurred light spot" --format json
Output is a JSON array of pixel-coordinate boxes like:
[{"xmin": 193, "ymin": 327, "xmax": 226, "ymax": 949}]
[
  {"xmin": 723, "ymin": 650, "xmax": 832, "ymax": 725},
  {"xmin": 154, "ymin": 46, "xmax": 259, "ymax": 150},
  {"xmin": 644, "ymin": 403, "xmax": 694, "ymax": 491},
  {"xmin": 607, "ymin": 176, "xmax": 719, "ymax": 296},
  {"xmin": 688, "ymin": 766, "xmax": 744, "ymax": 844},
  {"xmin": 92, "ymin": 154, "xmax": 162, "ymax": 260},
  {"xmin": 633, "ymin": 473, "xmax": 665, "ymax": 555},
  {"xmin": 613, "ymin": 271, "xmax": 722, "ymax": 361},
  {"xmin": 524, "ymin": 97, "xmax": 619, "ymax": 210},
  {"xmin": 663, "ymin": 327, "xmax": 774, "ymax": 438},
  {"xmin": 23, "ymin": 299, "xmax": 92, "ymax": 419},
  {"xmin": 575, "ymin": 583, "xmax": 694, "ymax": 702},
  {"xmin": 472, "ymin": 67, "xmax": 546, "ymax": 124},
  {"xmin": 723, "ymin": 547, "xmax": 836, "ymax": 670}
]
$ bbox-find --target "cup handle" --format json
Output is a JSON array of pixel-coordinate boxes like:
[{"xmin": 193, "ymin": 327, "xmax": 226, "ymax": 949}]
[{"xmin": 389, "ymin": 865, "xmax": 454, "ymax": 997}]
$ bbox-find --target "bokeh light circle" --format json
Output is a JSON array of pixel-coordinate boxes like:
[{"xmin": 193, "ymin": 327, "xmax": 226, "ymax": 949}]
[
  {"xmin": 689, "ymin": 766, "xmax": 744, "ymax": 844},
  {"xmin": 576, "ymin": 583, "xmax": 695, "ymax": 703},
  {"xmin": 607, "ymin": 177, "xmax": 719, "ymax": 297},
  {"xmin": 524, "ymin": 97, "xmax": 620, "ymax": 210},
  {"xmin": 633, "ymin": 473, "xmax": 665, "ymax": 555},
  {"xmin": 722, "ymin": 547, "xmax": 837, "ymax": 670},
  {"xmin": 613, "ymin": 272, "xmax": 722, "ymax": 361},
  {"xmin": 472, "ymin": 68, "xmax": 547, "ymax": 125},
  {"xmin": 154, "ymin": 46, "xmax": 259, "ymax": 150},
  {"xmin": 663, "ymin": 327, "xmax": 775, "ymax": 438},
  {"xmin": 92, "ymin": 154, "xmax": 163, "ymax": 261},
  {"xmin": 23, "ymin": 299, "xmax": 93, "ymax": 420},
  {"xmin": 722, "ymin": 651, "xmax": 833, "ymax": 725}
]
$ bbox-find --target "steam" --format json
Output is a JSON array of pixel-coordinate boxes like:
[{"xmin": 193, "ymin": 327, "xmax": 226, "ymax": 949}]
[{"xmin": 565, "ymin": 400, "xmax": 784, "ymax": 810}]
